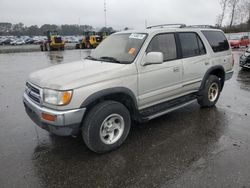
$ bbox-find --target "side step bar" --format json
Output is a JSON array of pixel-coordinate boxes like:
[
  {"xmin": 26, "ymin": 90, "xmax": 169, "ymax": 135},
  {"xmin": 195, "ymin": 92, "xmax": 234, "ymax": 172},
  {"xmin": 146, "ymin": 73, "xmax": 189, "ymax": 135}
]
[
  {"xmin": 139, "ymin": 93, "xmax": 197, "ymax": 121},
  {"xmin": 146, "ymin": 99, "xmax": 196, "ymax": 120}
]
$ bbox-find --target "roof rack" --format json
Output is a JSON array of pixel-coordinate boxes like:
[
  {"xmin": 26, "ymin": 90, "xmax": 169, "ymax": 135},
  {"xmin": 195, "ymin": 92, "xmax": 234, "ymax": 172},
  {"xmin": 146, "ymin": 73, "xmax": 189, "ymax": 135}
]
[
  {"xmin": 186, "ymin": 25, "xmax": 216, "ymax": 29},
  {"xmin": 146, "ymin": 24, "xmax": 186, "ymax": 29}
]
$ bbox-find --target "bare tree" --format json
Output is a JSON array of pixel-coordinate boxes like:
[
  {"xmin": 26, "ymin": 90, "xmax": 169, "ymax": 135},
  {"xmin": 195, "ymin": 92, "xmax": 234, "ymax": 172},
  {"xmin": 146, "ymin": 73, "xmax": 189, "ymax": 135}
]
[
  {"xmin": 228, "ymin": 0, "xmax": 240, "ymax": 27},
  {"xmin": 218, "ymin": 0, "xmax": 229, "ymax": 27},
  {"xmin": 241, "ymin": 0, "xmax": 250, "ymax": 21}
]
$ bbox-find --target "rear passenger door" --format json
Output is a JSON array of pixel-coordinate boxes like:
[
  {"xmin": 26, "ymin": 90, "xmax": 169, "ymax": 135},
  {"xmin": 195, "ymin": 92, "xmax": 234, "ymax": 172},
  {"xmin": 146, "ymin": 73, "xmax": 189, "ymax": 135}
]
[
  {"xmin": 138, "ymin": 33, "xmax": 183, "ymax": 109},
  {"xmin": 178, "ymin": 32, "xmax": 208, "ymax": 93}
]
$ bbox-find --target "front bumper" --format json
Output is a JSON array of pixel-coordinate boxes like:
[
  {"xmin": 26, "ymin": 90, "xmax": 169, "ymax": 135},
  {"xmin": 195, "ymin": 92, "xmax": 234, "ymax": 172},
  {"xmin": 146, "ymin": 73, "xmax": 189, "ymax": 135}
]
[
  {"xmin": 239, "ymin": 57, "xmax": 250, "ymax": 68},
  {"xmin": 23, "ymin": 93, "xmax": 86, "ymax": 136}
]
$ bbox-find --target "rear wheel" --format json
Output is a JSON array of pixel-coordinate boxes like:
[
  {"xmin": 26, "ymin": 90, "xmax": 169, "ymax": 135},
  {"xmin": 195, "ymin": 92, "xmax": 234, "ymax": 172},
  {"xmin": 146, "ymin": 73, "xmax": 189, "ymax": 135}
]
[
  {"xmin": 198, "ymin": 75, "xmax": 221, "ymax": 107},
  {"xmin": 82, "ymin": 101, "xmax": 131, "ymax": 153}
]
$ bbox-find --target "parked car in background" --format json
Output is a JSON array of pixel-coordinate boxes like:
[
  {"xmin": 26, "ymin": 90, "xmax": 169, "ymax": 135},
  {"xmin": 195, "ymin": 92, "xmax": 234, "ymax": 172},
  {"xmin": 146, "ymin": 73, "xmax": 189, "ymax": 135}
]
[
  {"xmin": 0, "ymin": 38, "xmax": 12, "ymax": 45},
  {"xmin": 10, "ymin": 39, "xmax": 25, "ymax": 45},
  {"xmin": 33, "ymin": 38, "xmax": 45, "ymax": 44},
  {"xmin": 25, "ymin": 38, "xmax": 34, "ymax": 44},
  {"xmin": 229, "ymin": 35, "xmax": 249, "ymax": 48},
  {"xmin": 240, "ymin": 47, "xmax": 250, "ymax": 69}
]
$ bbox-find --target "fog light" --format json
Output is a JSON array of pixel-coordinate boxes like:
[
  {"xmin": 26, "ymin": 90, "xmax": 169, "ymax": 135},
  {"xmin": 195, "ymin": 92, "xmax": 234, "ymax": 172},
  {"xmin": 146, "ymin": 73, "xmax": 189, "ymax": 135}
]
[{"xmin": 41, "ymin": 113, "xmax": 57, "ymax": 122}]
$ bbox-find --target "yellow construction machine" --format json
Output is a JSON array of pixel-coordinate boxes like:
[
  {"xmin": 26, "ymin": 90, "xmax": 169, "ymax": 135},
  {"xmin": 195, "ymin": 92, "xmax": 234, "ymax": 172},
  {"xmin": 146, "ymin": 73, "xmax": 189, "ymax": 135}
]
[
  {"xmin": 41, "ymin": 31, "xmax": 65, "ymax": 51},
  {"xmin": 75, "ymin": 31, "xmax": 108, "ymax": 49}
]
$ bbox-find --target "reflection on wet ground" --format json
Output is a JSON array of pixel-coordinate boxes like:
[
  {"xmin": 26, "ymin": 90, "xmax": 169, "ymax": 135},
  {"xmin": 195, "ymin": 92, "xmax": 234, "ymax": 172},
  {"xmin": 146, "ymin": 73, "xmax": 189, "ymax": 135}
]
[
  {"xmin": 46, "ymin": 51, "xmax": 64, "ymax": 64},
  {"xmin": 237, "ymin": 69, "xmax": 250, "ymax": 91},
  {"xmin": 1, "ymin": 50, "xmax": 250, "ymax": 187},
  {"xmin": 31, "ymin": 106, "xmax": 228, "ymax": 187}
]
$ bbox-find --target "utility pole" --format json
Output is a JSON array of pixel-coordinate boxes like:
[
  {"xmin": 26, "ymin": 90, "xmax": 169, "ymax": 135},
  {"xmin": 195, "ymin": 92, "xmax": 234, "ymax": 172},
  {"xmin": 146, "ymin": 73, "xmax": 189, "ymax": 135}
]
[{"xmin": 104, "ymin": 0, "xmax": 107, "ymax": 28}]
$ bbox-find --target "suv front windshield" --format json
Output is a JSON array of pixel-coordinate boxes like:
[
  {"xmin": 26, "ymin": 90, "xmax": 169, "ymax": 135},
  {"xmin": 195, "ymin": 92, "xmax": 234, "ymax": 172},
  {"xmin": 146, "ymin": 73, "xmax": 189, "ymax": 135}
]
[{"xmin": 88, "ymin": 33, "xmax": 147, "ymax": 64}]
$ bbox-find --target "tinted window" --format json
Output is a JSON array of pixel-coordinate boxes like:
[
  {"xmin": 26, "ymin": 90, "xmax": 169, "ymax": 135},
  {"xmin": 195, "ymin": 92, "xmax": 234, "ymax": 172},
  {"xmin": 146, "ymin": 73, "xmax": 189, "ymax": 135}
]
[
  {"xmin": 178, "ymin": 32, "xmax": 206, "ymax": 58},
  {"xmin": 147, "ymin": 33, "xmax": 177, "ymax": 61},
  {"xmin": 202, "ymin": 31, "xmax": 229, "ymax": 52}
]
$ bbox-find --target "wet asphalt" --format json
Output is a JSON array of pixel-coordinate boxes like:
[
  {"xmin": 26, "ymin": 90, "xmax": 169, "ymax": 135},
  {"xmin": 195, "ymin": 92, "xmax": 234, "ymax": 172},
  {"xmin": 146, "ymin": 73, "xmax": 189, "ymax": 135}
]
[{"xmin": 0, "ymin": 50, "xmax": 250, "ymax": 188}]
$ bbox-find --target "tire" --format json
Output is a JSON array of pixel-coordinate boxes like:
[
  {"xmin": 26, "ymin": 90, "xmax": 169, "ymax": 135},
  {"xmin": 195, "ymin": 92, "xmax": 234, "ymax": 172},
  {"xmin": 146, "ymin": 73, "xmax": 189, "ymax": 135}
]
[
  {"xmin": 198, "ymin": 75, "xmax": 221, "ymax": 108},
  {"xmin": 82, "ymin": 101, "xmax": 131, "ymax": 153}
]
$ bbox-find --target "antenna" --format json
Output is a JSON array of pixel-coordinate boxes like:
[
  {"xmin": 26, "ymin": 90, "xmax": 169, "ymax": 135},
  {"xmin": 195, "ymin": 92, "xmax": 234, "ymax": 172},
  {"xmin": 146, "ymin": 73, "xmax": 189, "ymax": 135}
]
[
  {"xmin": 104, "ymin": 0, "xmax": 107, "ymax": 28},
  {"xmin": 147, "ymin": 23, "xmax": 186, "ymax": 29}
]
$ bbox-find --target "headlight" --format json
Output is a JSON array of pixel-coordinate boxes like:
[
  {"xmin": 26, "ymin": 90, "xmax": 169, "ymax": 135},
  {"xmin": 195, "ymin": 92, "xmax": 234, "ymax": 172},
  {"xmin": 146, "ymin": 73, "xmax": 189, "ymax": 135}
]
[{"xmin": 43, "ymin": 89, "xmax": 73, "ymax": 106}]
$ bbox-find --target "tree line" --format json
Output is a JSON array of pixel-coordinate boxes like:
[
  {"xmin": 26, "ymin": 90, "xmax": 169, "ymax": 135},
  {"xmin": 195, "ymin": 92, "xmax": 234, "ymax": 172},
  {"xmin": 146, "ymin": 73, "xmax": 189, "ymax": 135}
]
[
  {"xmin": 217, "ymin": 0, "xmax": 250, "ymax": 32},
  {"xmin": 0, "ymin": 22, "xmax": 115, "ymax": 36}
]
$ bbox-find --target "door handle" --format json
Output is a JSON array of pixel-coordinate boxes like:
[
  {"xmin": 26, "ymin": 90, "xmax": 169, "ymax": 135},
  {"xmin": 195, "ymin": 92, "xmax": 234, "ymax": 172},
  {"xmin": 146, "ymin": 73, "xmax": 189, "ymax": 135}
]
[{"xmin": 173, "ymin": 67, "xmax": 180, "ymax": 72}]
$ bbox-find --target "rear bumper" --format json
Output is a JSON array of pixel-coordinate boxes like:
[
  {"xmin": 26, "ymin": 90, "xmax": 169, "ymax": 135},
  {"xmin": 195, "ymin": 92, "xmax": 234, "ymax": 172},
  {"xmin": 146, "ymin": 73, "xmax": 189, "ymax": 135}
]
[
  {"xmin": 225, "ymin": 70, "xmax": 234, "ymax": 81},
  {"xmin": 23, "ymin": 93, "xmax": 86, "ymax": 136},
  {"xmin": 230, "ymin": 43, "xmax": 239, "ymax": 48}
]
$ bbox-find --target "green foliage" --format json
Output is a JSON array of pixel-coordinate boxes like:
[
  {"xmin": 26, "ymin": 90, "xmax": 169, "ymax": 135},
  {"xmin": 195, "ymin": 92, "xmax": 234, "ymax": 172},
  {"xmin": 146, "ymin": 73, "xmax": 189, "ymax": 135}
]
[
  {"xmin": 0, "ymin": 22, "xmax": 100, "ymax": 36},
  {"xmin": 222, "ymin": 20, "xmax": 250, "ymax": 33}
]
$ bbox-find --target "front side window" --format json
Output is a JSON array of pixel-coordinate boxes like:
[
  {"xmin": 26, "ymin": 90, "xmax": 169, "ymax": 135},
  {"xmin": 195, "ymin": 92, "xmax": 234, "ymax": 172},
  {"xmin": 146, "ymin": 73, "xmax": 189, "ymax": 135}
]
[
  {"xmin": 90, "ymin": 33, "xmax": 147, "ymax": 64},
  {"xmin": 147, "ymin": 33, "xmax": 177, "ymax": 61},
  {"xmin": 178, "ymin": 32, "xmax": 206, "ymax": 58}
]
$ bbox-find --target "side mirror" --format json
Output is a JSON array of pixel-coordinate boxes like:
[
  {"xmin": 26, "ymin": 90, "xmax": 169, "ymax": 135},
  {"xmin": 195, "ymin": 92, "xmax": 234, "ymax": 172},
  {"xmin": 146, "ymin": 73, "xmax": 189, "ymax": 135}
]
[{"xmin": 143, "ymin": 52, "xmax": 163, "ymax": 65}]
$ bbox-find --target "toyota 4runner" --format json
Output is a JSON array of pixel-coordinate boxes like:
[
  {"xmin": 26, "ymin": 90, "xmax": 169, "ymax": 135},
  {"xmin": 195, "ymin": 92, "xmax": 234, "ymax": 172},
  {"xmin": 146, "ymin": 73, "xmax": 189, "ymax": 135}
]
[{"xmin": 23, "ymin": 24, "xmax": 234, "ymax": 153}]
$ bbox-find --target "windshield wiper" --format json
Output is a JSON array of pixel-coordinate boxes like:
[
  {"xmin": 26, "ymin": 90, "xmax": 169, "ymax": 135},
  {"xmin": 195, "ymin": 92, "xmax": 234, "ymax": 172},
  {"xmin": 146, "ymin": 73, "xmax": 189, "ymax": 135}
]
[
  {"xmin": 85, "ymin": 55, "xmax": 99, "ymax": 61},
  {"xmin": 99, "ymin": 56, "xmax": 121, "ymax": 63}
]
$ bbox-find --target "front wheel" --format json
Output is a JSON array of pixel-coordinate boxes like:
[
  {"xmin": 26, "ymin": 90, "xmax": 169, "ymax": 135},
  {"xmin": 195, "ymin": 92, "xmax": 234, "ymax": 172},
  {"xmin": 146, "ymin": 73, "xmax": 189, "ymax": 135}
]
[
  {"xmin": 198, "ymin": 75, "xmax": 221, "ymax": 107},
  {"xmin": 82, "ymin": 101, "xmax": 131, "ymax": 153}
]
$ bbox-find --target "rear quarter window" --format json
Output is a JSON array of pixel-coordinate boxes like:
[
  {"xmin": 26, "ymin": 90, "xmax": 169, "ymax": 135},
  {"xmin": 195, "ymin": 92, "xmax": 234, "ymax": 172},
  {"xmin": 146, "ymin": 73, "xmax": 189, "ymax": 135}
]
[{"xmin": 202, "ymin": 31, "xmax": 229, "ymax": 53}]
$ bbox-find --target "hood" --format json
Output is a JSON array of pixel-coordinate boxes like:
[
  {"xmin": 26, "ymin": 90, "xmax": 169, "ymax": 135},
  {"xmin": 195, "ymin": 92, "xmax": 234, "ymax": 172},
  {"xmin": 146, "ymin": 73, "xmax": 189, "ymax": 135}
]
[{"xmin": 28, "ymin": 59, "xmax": 129, "ymax": 90}]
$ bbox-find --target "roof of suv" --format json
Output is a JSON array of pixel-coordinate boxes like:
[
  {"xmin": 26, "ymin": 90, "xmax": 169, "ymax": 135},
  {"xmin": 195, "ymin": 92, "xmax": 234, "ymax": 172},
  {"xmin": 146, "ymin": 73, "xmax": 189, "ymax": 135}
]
[{"xmin": 116, "ymin": 27, "xmax": 222, "ymax": 35}]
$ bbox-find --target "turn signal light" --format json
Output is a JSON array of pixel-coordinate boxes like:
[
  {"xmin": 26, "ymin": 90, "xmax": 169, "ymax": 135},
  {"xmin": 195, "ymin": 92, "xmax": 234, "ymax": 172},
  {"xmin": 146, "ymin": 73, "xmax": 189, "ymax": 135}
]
[
  {"xmin": 61, "ymin": 91, "xmax": 72, "ymax": 105},
  {"xmin": 41, "ymin": 113, "xmax": 57, "ymax": 122}
]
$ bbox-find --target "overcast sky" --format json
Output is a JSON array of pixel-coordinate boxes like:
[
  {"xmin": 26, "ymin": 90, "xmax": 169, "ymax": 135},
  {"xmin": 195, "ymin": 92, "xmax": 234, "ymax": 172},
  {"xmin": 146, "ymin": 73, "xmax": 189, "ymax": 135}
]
[{"xmin": 0, "ymin": 0, "xmax": 221, "ymax": 29}]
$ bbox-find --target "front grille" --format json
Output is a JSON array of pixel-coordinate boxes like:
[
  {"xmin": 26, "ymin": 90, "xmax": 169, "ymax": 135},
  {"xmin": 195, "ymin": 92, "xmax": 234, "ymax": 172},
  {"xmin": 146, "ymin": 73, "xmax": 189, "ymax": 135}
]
[{"xmin": 26, "ymin": 82, "xmax": 41, "ymax": 104}]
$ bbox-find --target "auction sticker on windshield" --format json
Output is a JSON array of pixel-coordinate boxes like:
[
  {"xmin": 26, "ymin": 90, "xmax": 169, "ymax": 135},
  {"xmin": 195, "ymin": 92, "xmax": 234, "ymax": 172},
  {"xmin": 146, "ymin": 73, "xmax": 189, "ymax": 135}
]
[{"xmin": 129, "ymin": 33, "xmax": 146, "ymax": 40}]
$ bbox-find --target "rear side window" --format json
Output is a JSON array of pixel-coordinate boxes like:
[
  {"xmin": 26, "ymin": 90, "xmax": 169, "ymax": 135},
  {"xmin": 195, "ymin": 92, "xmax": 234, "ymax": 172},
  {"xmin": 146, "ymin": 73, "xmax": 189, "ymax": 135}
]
[
  {"xmin": 178, "ymin": 32, "xmax": 206, "ymax": 58},
  {"xmin": 147, "ymin": 33, "xmax": 177, "ymax": 61},
  {"xmin": 202, "ymin": 31, "xmax": 229, "ymax": 53}
]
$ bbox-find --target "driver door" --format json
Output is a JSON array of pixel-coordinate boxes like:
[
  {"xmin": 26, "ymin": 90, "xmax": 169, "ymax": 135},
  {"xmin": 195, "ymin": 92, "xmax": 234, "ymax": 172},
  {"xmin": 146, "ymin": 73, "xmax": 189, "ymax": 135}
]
[{"xmin": 137, "ymin": 33, "xmax": 183, "ymax": 109}]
